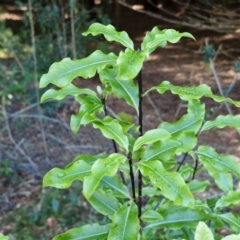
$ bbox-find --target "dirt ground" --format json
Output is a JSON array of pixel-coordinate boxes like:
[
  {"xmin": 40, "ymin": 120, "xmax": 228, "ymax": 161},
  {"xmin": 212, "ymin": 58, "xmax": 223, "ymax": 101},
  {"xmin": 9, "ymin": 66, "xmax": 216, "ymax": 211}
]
[{"xmin": 1, "ymin": 2, "xmax": 240, "ymax": 238}]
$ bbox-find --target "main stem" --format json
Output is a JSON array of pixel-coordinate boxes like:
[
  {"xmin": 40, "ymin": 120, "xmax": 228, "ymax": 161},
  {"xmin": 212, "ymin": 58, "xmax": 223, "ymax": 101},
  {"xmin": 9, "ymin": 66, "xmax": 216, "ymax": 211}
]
[{"xmin": 137, "ymin": 70, "xmax": 143, "ymax": 219}]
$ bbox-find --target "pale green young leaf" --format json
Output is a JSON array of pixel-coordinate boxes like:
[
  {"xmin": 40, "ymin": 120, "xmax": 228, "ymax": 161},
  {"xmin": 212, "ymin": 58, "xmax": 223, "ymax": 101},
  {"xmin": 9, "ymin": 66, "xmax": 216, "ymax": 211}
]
[
  {"xmin": 83, "ymin": 153, "xmax": 126, "ymax": 199},
  {"xmin": 179, "ymin": 164, "xmax": 193, "ymax": 180},
  {"xmin": 88, "ymin": 189, "xmax": 120, "ymax": 218},
  {"xmin": 194, "ymin": 221, "xmax": 214, "ymax": 240},
  {"xmin": 145, "ymin": 208, "xmax": 213, "ymax": 229},
  {"xmin": 187, "ymin": 99, "xmax": 205, "ymax": 119},
  {"xmin": 99, "ymin": 176, "xmax": 130, "ymax": 198},
  {"xmin": 53, "ymin": 224, "xmax": 110, "ymax": 240},
  {"xmin": 92, "ymin": 116, "xmax": 129, "ymax": 151},
  {"xmin": 43, "ymin": 160, "xmax": 91, "ymax": 189},
  {"xmin": 98, "ymin": 68, "xmax": 139, "ymax": 114},
  {"xmin": 195, "ymin": 146, "xmax": 240, "ymax": 178},
  {"xmin": 133, "ymin": 129, "xmax": 171, "ymax": 152},
  {"xmin": 0, "ymin": 233, "xmax": 9, "ymax": 240},
  {"xmin": 222, "ymin": 234, "xmax": 240, "ymax": 240},
  {"xmin": 173, "ymin": 132, "xmax": 197, "ymax": 154},
  {"xmin": 108, "ymin": 201, "xmax": 140, "ymax": 240},
  {"xmin": 215, "ymin": 190, "xmax": 240, "ymax": 209},
  {"xmin": 138, "ymin": 161, "xmax": 194, "ymax": 207},
  {"xmin": 116, "ymin": 48, "xmax": 147, "ymax": 80},
  {"xmin": 39, "ymin": 50, "xmax": 117, "ymax": 88},
  {"xmin": 40, "ymin": 84, "xmax": 97, "ymax": 102},
  {"xmin": 201, "ymin": 115, "xmax": 240, "ymax": 132},
  {"xmin": 141, "ymin": 210, "xmax": 163, "ymax": 223},
  {"xmin": 219, "ymin": 213, "xmax": 240, "ymax": 232},
  {"xmin": 142, "ymin": 187, "xmax": 161, "ymax": 197},
  {"xmin": 188, "ymin": 180, "xmax": 210, "ymax": 193},
  {"xmin": 83, "ymin": 23, "xmax": 134, "ymax": 49},
  {"xmin": 142, "ymin": 139, "xmax": 181, "ymax": 161}
]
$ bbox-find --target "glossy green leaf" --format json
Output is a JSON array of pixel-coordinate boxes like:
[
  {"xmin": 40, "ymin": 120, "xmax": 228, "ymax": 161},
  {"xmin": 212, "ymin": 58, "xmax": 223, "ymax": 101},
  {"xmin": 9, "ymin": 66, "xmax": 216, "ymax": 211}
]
[
  {"xmin": 195, "ymin": 146, "xmax": 240, "ymax": 177},
  {"xmin": 142, "ymin": 139, "xmax": 181, "ymax": 162},
  {"xmin": 194, "ymin": 221, "xmax": 214, "ymax": 240},
  {"xmin": 145, "ymin": 208, "xmax": 213, "ymax": 229},
  {"xmin": 133, "ymin": 129, "xmax": 171, "ymax": 152},
  {"xmin": 215, "ymin": 190, "xmax": 240, "ymax": 209},
  {"xmin": 83, "ymin": 23, "xmax": 134, "ymax": 49},
  {"xmin": 141, "ymin": 210, "xmax": 163, "ymax": 223},
  {"xmin": 43, "ymin": 160, "xmax": 91, "ymax": 189},
  {"xmin": 108, "ymin": 201, "xmax": 140, "ymax": 240},
  {"xmin": 40, "ymin": 84, "xmax": 96, "ymax": 102},
  {"xmin": 100, "ymin": 176, "xmax": 130, "ymax": 198},
  {"xmin": 53, "ymin": 224, "xmax": 110, "ymax": 240},
  {"xmin": 219, "ymin": 213, "xmax": 240, "ymax": 232},
  {"xmin": 39, "ymin": 50, "xmax": 117, "ymax": 88},
  {"xmin": 116, "ymin": 48, "xmax": 147, "ymax": 80},
  {"xmin": 188, "ymin": 180, "xmax": 210, "ymax": 193},
  {"xmin": 139, "ymin": 161, "xmax": 194, "ymax": 207},
  {"xmin": 147, "ymin": 81, "xmax": 240, "ymax": 107},
  {"xmin": 141, "ymin": 27, "xmax": 194, "ymax": 54},
  {"xmin": 83, "ymin": 153, "xmax": 126, "ymax": 199},
  {"xmin": 98, "ymin": 68, "xmax": 139, "ymax": 113},
  {"xmin": 222, "ymin": 234, "xmax": 240, "ymax": 240},
  {"xmin": 201, "ymin": 115, "xmax": 240, "ymax": 132},
  {"xmin": 88, "ymin": 189, "xmax": 120, "ymax": 218}
]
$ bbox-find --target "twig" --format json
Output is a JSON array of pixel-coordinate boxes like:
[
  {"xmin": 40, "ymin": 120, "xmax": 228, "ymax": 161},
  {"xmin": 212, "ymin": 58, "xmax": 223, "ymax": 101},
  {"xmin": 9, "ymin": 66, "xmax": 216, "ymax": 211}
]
[
  {"xmin": 146, "ymin": 93, "xmax": 163, "ymax": 122},
  {"xmin": 70, "ymin": 0, "xmax": 77, "ymax": 59}
]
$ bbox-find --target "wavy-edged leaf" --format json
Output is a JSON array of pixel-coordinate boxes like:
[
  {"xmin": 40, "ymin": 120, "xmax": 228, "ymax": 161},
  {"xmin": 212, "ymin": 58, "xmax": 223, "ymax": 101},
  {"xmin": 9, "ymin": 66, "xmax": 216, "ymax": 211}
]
[
  {"xmin": 88, "ymin": 189, "xmax": 120, "ymax": 218},
  {"xmin": 146, "ymin": 81, "xmax": 240, "ymax": 107},
  {"xmin": 99, "ymin": 68, "xmax": 139, "ymax": 113},
  {"xmin": 141, "ymin": 210, "xmax": 163, "ymax": 223},
  {"xmin": 133, "ymin": 129, "xmax": 171, "ymax": 152},
  {"xmin": 173, "ymin": 132, "xmax": 197, "ymax": 154},
  {"xmin": 40, "ymin": 84, "xmax": 96, "ymax": 102},
  {"xmin": 108, "ymin": 201, "xmax": 140, "ymax": 240},
  {"xmin": 194, "ymin": 221, "xmax": 214, "ymax": 240},
  {"xmin": 188, "ymin": 180, "xmax": 210, "ymax": 193},
  {"xmin": 145, "ymin": 208, "xmax": 213, "ymax": 229},
  {"xmin": 116, "ymin": 48, "xmax": 147, "ymax": 80},
  {"xmin": 83, "ymin": 153, "xmax": 126, "ymax": 199},
  {"xmin": 100, "ymin": 176, "xmax": 130, "ymax": 199},
  {"xmin": 142, "ymin": 139, "xmax": 181, "ymax": 162},
  {"xmin": 215, "ymin": 190, "xmax": 240, "ymax": 209},
  {"xmin": 53, "ymin": 224, "xmax": 110, "ymax": 240},
  {"xmin": 195, "ymin": 146, "xmax": 240, "ymax": 178},
  {"xmin": 83, "ymin": 23, "xmax": 134, "ymax": 49},
  {"xmin": 139, "ymin": 161, "xmax": 194, "ymax": 207},
  {"xmin": 201, "ymin": 115, "xmax": 240, "ymax": 132},
  {"xmin": 43, "ymin": 160, "xmax": 91, "ymax": 189},
  {"xmin": 219, "ymin": 213, "xmax": 240, "ymax": 232},
  {"xmin": 39, "ymin": 50, "xmax": 117, "ymax": 88}
]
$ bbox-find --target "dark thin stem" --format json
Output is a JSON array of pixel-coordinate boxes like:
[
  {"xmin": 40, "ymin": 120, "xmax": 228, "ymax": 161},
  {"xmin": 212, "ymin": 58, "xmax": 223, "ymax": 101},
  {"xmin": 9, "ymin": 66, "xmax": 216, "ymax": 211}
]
[
  {"xmin": 177, "ymin": 152, "xmax": 188, "ymax": 172},
  {"xmin": 101, "ymin": 96, "xmax": 126, "ymax": 184},
  {"xmin": 192, "ymin": 158, "xmax": 199, "ymax": 180},
  {"xmin": 128, "ymin": 152, "xmax": 136, "ymax": 201},
  {"xmin": 137, "ymin": 69, "xmax": 143, "ymax": 219}
]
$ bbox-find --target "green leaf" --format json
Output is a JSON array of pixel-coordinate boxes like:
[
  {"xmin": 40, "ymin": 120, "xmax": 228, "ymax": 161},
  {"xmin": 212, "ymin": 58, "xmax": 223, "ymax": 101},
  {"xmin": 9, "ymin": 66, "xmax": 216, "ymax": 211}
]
[
  {"xmin": 133, "ymin": 129, "xmax": 171, "ymax": 152},
  {"xmin": 83, "ymin": 23, "xmax": 134, "ymax": 49},
  {"xmin": 219, "ymin": 213, "xmax": 240, "ymax": 232},
  {"xmin": 194, "ymin": 221, "xmax": 214, "ymax": 240},
  {"xmin": 83, "ymin": 153, "xmax": 126, "ymax": 199},
  {"xmin": 141, "ymin": 210, "xmax": 163, "ymax": 223},
  {"xmin": 215, "ymin": 190, "xmax": 240, "ymax": 209},
  {"xmin": 116, "ymin": 48, "xmax": 147, "ymax": 80},
  {"xmin": 39, "ymin": 50, "xmax": 117, "ymax": 88},
  {"xmin": 222, "ymin": 234, "xmax": 240, "ymax": 240},
  {"xmin": 43, "ymin": 160, "xmax": 91, "ymax": 189},
  {"xmin": 88, "ymin": 189, "xmax": 120, "ymax": 218},
  {"xmin": 138, "ymin": 161, "xmax": 194, "ymax": 207},
  {"xmin": 99, "ymin": 68, "xmax": 139, "ymax": 113},
  {"xmin": 0, "ymin": 233, "xmax": 9, "ymax": 240},
  {"xmin": 201, "ymin": 115, "xmax": 240, "ymax": 132},
  {"xmin": 100, "ymin": 176, "xmax": 130, "ymax": 198},
  {"xmin": 142, "ymin": 187, "xmax": 161, "ymax": 197},
  {"xmin": 142, "ymin": 139, "xmax": 181, "ymax": 162},
  {"xmin": 145, "ymin": 208, "xmax": 213, "ymax": 229},
  {"xmin": 187, "ymin": 99, "xmax": 205, "ymax": 120},
  {"xmin": 188, "ymin": 180, "xmax": 210, "ymax": 193},
  {"xmin": 40, "ymin": 84, "xmax": 97, "ymax": 102},
  {"xmin": 108, "ymin": 201, "xmax": 140, "ymax": 240},
  {"xmin": 147, "ymin": 81, "xmax": 240, "ymax": 107},
  {"xmin": 52, "ymin": 224, "xmax": 110, "ymax": 240},
  {"xmin": 195, "ymin": 146, "xmax": 240, "ymax": 178}
]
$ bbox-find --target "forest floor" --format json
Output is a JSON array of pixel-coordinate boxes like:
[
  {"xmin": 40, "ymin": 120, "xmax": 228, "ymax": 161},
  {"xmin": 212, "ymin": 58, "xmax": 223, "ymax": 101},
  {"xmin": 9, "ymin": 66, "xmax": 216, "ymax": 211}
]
[{"xmin": 1, "ymin": 3, "xmax": 240, "ymax": 239}]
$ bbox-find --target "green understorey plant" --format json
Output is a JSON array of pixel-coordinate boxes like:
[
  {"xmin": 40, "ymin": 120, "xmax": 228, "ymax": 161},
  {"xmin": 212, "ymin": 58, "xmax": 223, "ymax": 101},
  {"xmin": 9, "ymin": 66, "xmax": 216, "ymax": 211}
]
[{"xmin": 39, "ymin": 23, "xmax": 240, "ymax": 239}]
